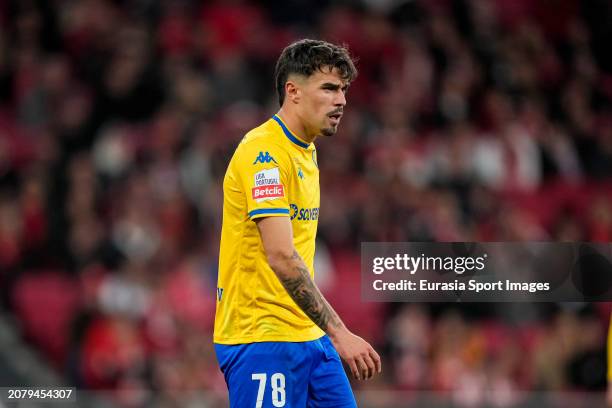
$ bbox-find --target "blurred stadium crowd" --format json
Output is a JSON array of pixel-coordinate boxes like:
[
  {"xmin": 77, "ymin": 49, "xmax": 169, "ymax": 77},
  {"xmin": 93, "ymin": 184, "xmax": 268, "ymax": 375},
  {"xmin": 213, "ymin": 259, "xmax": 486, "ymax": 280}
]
[{"xmin": 0, "ymin": 0, "xmax": 612, "ymax": 406}]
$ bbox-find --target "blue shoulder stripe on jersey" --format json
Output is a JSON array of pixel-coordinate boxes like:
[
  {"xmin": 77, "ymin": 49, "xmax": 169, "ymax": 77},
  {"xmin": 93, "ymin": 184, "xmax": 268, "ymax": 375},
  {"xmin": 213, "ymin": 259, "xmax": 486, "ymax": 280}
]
[
  {"xmin": 272, "ymin": 115, "xmax": 310, "ymax": 149},
  {"xmin": 248, "ymin": 208, "xmax": 290, "ymax": 218}
]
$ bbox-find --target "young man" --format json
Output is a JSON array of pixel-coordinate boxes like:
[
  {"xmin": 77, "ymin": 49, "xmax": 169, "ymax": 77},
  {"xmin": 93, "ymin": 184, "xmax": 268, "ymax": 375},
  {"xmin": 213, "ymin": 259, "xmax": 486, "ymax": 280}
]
[{"xmin": 214, "ymin": 39, "xmax": 382, "ymax": 407}]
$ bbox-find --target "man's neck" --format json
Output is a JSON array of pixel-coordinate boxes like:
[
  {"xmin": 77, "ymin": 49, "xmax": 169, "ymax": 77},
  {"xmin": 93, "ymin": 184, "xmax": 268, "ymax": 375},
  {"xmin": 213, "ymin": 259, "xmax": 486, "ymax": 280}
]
[{"xmin": 276, "ymin": 108, "xmax": 317, "ymax": 144}]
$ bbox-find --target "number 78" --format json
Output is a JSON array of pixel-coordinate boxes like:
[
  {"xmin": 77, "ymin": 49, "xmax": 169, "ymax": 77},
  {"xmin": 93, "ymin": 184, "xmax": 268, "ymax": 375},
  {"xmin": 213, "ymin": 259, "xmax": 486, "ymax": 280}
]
[{"xmin": 251, "ymin": 372, "xmax": 286, "ymax": 408}]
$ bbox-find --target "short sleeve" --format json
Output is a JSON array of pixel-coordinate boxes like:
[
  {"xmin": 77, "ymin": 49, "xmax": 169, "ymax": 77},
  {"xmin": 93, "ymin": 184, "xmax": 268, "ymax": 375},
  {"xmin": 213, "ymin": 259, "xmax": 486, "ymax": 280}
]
[{"xmin": 234, "ymin": 141, "xmax": 291, "ymax": 220}]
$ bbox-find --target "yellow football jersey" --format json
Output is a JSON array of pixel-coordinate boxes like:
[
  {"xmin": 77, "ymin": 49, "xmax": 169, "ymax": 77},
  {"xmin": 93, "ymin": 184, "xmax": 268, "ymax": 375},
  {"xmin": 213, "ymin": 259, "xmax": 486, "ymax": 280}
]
[
  {"xmin": 608, "ymin": 313, "xmax": 612, "ymax": 380},
  {"xmin": 213, "ymin": 114, "xmax": 325, "ymax": 344}
]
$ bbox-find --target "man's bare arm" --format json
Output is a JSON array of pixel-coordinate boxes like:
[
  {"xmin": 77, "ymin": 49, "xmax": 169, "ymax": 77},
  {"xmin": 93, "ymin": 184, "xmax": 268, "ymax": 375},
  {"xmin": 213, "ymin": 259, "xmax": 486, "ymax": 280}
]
[
  {"xmin": 256, "ymin": 216, "xmax": 381, "ymax": 380},
  {"xmin": 276, "ymin": 249, "xmax": 343, "ymax": 332}
]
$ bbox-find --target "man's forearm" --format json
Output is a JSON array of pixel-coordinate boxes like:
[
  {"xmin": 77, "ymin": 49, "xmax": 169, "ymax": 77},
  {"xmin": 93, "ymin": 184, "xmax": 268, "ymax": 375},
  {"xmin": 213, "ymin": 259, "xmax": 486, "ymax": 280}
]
[{"xmin": 272, "ymin": 250, "xmax": 345, "ymax": 335}]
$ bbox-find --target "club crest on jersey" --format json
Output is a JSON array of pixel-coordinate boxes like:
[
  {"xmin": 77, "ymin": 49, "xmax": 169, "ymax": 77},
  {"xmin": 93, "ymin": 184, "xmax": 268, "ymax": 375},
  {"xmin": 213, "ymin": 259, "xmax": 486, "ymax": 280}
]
[
  {"xmin": 253, "ymin": 151, "xmax": 277, "ymax": 165},
  {"xmin": 298, "ymin": 168, "xmax": 304, "ymax": 179},
  {"xmin": 252, "ymin": 167, "xmax": 285, "ymax": 201}
]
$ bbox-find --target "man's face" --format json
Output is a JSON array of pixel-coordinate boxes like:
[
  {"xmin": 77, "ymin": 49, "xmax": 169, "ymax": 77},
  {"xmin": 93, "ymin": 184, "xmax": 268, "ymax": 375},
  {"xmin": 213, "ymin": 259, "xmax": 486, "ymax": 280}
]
[{"xmin": 291, "ymin": 67, "xmax": 348, "ymax": 138}]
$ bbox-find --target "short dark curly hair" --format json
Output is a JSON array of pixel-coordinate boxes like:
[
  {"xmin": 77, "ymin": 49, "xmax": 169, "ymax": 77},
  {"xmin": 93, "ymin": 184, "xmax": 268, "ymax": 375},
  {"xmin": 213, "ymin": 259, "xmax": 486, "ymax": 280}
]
[{"xmin": 274, "ymin": 39, "xmax": 358, "ymax": 106}]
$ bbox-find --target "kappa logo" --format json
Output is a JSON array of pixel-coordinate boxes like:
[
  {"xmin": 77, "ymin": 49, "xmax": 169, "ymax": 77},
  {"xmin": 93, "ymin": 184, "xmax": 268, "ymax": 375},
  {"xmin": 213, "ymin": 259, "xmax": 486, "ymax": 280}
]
[
  {"xmin": 217, "ymin": 287, "xmax": 224, "ymax": 302},
  {"xmin": 253, "ymin": 151, "xmax": 277, "ymax": 165}
]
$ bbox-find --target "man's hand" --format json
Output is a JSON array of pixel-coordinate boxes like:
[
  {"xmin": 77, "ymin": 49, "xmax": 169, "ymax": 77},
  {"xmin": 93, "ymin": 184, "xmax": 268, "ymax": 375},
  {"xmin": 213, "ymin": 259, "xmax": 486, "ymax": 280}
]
[
  {"xmin": 256, "ymin": 216, "xmax": 382, "ymax": 381},
  {"xmin": 607, "ymin": 382, "xmax": 612, "ymax": 407},
  {"xmin": 330, "ymin": 328, "xmax": 382, "ymax": 381}
]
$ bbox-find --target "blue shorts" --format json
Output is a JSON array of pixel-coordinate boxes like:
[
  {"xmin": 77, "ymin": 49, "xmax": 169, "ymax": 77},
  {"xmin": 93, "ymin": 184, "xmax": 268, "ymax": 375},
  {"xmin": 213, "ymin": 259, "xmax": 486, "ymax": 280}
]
[{"xmin": 214, "ymin": 335, "xmax": 357, "ymax": 408}]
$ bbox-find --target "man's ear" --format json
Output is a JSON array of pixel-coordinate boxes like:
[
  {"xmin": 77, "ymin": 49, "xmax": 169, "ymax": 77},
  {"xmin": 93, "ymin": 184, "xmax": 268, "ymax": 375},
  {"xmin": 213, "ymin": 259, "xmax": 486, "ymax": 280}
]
[{"xmin": 285, "ymin": 79, "xmax": 301, "ymax": 104}]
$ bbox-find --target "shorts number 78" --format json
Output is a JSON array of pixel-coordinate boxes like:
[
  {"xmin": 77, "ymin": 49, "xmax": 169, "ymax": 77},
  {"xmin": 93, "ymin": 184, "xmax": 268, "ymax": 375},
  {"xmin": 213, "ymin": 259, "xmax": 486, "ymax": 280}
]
[{"xmin": 251, "ymin": 372, "xmax": 286, "ymax": 407}]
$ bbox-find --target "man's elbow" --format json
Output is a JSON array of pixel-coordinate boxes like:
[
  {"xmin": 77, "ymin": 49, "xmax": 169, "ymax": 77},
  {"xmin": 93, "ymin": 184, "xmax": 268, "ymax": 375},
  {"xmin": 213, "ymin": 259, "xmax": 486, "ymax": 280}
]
[{"xmin": 265, "ymin": 247, "xmax": 295, "ymax": 273}]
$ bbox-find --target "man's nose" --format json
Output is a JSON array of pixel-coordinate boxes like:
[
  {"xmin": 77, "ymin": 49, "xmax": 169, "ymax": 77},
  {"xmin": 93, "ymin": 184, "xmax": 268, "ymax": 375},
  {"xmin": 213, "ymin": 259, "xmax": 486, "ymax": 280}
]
[{"xmin": 335, "ymin": 90, "xmax": 346, "ymax": 106}]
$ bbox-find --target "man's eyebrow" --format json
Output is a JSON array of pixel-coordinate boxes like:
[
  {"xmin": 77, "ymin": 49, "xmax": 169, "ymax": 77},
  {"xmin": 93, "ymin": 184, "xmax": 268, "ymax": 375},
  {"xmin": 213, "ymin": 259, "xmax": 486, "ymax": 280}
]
[{"xmin": 320, "ymin": 82, "xmax": 349, "ymax": 90}]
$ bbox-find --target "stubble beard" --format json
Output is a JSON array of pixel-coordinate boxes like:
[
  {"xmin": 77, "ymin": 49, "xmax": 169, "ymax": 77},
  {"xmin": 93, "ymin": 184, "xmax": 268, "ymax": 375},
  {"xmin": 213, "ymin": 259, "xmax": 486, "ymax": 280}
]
[{"xmin": 321, "ymin": 127, "xmax": 336, "ymax": 137}]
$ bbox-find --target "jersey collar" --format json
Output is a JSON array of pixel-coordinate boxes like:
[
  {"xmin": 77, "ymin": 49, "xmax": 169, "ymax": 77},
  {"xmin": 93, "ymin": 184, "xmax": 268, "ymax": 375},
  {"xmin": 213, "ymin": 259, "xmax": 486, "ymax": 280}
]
[{"xmin": 272, "ymin": 115, "xmax": 312, "ymax": 150}]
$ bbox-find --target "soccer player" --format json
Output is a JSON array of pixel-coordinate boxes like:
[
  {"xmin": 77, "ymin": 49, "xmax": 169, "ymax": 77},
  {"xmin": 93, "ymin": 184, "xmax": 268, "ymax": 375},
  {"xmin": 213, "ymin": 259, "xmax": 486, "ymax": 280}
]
[{"xmin": 213, "ymin": 39, "xmax": 382, "ymax": 407}]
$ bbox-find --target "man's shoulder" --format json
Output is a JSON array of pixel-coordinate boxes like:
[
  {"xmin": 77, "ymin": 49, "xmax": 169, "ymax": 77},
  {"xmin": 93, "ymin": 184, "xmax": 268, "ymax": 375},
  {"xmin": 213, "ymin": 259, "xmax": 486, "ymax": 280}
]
[
  {"xmin": 240, "ymin": 120, "xmax": 284, "ymax": 149},
  {"xmin": 234, "ymin": 121, "xmax": 289, "ymax": 164}
]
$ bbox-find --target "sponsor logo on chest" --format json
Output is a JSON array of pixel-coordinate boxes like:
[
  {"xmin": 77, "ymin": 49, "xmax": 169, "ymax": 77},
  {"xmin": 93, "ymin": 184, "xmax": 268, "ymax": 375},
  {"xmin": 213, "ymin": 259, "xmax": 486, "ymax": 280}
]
[{"xmin": 290, "ymin": 203, "xmax": 320, "ymax": 221}]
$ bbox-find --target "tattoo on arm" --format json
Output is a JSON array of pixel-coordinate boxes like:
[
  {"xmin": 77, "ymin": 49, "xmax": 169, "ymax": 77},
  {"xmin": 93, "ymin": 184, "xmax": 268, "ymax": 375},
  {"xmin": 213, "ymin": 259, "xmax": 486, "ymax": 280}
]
[{"xmin": 277, "ymin": 250, "xmax": 342, "ymax": 332}]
